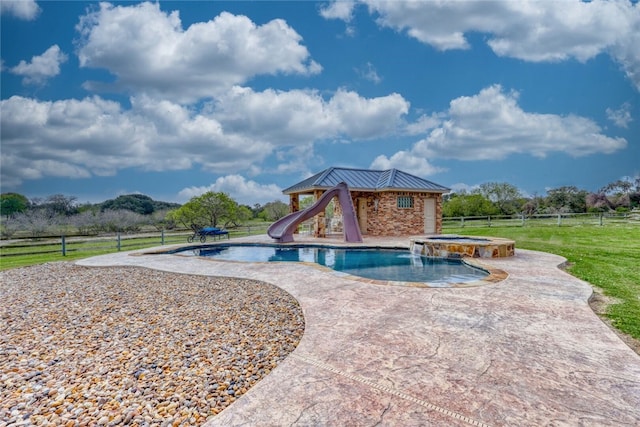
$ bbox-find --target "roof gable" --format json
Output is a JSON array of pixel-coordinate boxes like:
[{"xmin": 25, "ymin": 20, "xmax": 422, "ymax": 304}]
[{"xmin": 283, "ymin": 167, "xmax": 449, "ymax": 194}]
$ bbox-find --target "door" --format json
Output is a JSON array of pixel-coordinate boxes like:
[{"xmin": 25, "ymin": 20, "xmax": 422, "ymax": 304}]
[
  {"xmin": 424, "ymin": 198, "xmax": 436, "ymax": 234},
  {"xmin": 357, "ymin": 198, "xmax": 368, "ymax": 235}
]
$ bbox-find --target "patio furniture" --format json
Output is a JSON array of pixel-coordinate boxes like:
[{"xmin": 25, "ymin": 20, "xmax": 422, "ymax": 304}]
[{"xmin": 187, "ymin": 227, "xmax": 229, "ymax": 243}]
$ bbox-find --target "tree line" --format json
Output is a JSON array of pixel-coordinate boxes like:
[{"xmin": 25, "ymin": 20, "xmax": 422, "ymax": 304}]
[
  {"xmin": 0, "ymin": 192, "xmax": 290, "ymax": 239},
  {"xmin": 1, "ymin": 177, "xmax": 638, "ymax": 238},
  {"xmin": 443, "ymin": 179, "xmax": 640, "ymax": 217}
]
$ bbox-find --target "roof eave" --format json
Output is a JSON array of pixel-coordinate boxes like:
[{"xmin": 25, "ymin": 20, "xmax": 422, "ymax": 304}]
[
  {"xmin": 283, "ymin": 185, "xmax": 450, "ymax": 195},
  {"xmin": 376, "ymin": 187, "xmax": 450, "ymax": 193}
]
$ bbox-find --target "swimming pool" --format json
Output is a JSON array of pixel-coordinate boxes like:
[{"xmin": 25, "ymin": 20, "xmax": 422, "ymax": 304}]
[{"xmin": 170, "ymin": 244, "xmax": 489, "ymax": 285}]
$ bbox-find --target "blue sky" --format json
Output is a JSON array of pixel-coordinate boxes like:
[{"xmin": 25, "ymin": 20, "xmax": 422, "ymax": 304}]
[{"xmin": 1, "ymin": 0, "xmax": 639, "ymax": 205}]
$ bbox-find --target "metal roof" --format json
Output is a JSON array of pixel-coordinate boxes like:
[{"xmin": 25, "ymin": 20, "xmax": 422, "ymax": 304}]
[{"xmin": 282, "ymin": 167, "xmax": 450, "ymax": 194}]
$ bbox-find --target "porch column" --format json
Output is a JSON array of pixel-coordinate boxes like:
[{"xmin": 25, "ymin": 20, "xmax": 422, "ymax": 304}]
[
  {"xmin": 313, "ymin": 190, "xmax": 326, "ymax": 238},
  {"xmin": 436, "ymin": 194, "xmax": 443, "ymax": 234},
  {"xmin": 289, "ymin": 194, "xmax": 300, "ymax": 235},
  {"xmin": 289, "ymin": 194, "xmax": 299, "ymax": 213}
]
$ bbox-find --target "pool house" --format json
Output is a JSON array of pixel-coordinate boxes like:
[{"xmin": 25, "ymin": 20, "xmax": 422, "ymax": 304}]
[{"xmin": 282, "ymin": 167, "xmax": 450, "ymax": 238}]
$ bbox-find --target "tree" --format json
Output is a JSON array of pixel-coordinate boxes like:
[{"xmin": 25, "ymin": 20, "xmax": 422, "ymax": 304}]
[
  {"xmin": 521, "ymin": 192, "xmax": 545, "ymax": 216},
  {"xmin": 545, "ymin": 186, "xmax": 588, "ymax": 213},
  {"xmin": 42, "ymin": 194, "xmax": 79, "ymax": 216},
  {"xmin": 1, "ymin": 193, "xmax": 29, "ymax": 219},
  {"xmin": 600, "ymin": 179, "xmax": 633, "ymax": 195},
  {"xmin": 476, "ymin": 182, "xmax": 522, "ymax": 215},
  {"xmin": 227, "ymin": 205, "xmax": 253, "ymax": 227},
  {"xmin": 94, "ymin": 210, "xmax": 143, "ymax": 233},
  {"xmin": 168, "ymin": 192, "xmax": 238, "ymax": 230},
  {"xmin": 586, "ymin": 192, "xmax": 611, "ymax": 212},
  {"xmin": 442, "ymin": 192, "xmax": 500, "ymax": 217},
  {"xmin": 149, "ymin": 209, "xmax": 174, "ymax": 231},
  {"xmin": 599, "ymin": 178, "xmax": 640, "ymax": 209},
  {"xmin": 70, "ymin": 210, "xmax": 101, "ymax": 235},
  {"xmin": 13, "ymin": 210, "xmax": 59, "ymax": 238},
  {"xmin": 101, "ymin": 194, "xmax": 155, "ymax": 215},
  {"xmin": 262, "ymin": 200, "xmax": 289, "ymax": 221},
  {"xmin": 0, "ymin": 216, "xmax": 20, "ymax": 239}
]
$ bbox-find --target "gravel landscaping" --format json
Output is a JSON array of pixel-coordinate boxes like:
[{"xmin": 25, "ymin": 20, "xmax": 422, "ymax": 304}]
[{"xmin": 0, "ymin": 262, "xmax": 305, "ymax": 426}]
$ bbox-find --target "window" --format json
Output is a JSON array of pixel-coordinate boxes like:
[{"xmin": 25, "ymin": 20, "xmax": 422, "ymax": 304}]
[{"xmin": 397, "ymin": 196, "xmax": 414, "ymax": 208}]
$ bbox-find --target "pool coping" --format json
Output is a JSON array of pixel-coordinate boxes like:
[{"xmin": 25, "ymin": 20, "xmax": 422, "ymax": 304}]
[{"xmin": 76, "ymin": 234, "xmax": 640, "ymax": 426}]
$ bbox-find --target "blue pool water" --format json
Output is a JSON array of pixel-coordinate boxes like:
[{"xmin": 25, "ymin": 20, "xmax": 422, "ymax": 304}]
[{"xmin": 173, "ymin": 244, "xmax": 488, "ymax": 285}]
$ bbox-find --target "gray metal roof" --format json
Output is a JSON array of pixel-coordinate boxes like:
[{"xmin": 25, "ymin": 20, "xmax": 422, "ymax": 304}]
[{"xmin": 283, "ymin": 167, "xmax": 450, "ymax": 194}]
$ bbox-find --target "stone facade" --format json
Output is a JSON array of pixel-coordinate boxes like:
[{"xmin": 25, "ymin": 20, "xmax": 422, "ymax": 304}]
[{"xmin": 328, "ymin": 191, "xmax": 443, "ymax": 237}]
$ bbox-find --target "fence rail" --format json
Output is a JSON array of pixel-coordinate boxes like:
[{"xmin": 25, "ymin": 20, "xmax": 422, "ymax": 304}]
[
  {"xmin": 1, "ymin": 214, "xmax": 637, "ymax": 259},
  {"xmin": 0, "ymin": 225, "xmax": 270, "ymax": 259},
  {"xmin": 442, "ymin": 212, "xmax": 638, "ymax": 229}
]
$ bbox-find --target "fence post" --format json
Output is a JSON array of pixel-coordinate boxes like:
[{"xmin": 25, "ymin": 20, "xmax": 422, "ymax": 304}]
[
  {"xmin": 557, "ymin": 214, "xmax": 562, "ymax": 226},
  {"xmin": 61, "ymin": 235, "xmax": 66, "ymax": 256},
  {"xmin": 461, "ymin": 217, "xmax": 464, "ymax": 228},
  {"xmin": 599, "ymin": 213, "xmax": 603, "ymax": 226},
  {"xmin": 521, "ymin": 213, "xmax": 525, "ymax": 226},
  {"xmin": 117, "ymin": 232, "xmax": 121, "ymax": 251},
  {"xmin": 161, "ymin": 229, "xmax": 165, "ymax": 245}
]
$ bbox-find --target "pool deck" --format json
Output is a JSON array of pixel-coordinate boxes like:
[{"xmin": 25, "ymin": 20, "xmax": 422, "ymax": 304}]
[{"xmin": 77, "ymin": 235, "xmax": 640, "ymax": 426}]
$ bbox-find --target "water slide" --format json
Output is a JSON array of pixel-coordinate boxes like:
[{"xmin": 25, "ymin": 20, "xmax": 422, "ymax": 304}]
[{"xmin": 268, "ymin": 182, "xmax": 363, "ymax": 243}]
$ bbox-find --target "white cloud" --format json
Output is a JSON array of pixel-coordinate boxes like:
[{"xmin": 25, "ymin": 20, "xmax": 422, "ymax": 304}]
[
  {"xmin": 177, "ymin": 175, "xmax": 284, "ymax": 205},
  {"xmin": 213, "ymin": 86, "xmax": 409, "ymax": 144},
  {"xmin": 328, "ymin": 0, "xmax": 640, "ymax": 91},
  {"xmin": 10, "ymin": 45, "xmax": 68, "ymax": 85},
  {"xmin": 75, "ymin": 2, "xmax": 321, "ymax": 103},
  {"xmin": 415, "ymin": 85, "xmax": 627, "ymax": 160},
  {"xmin": 375, "ymin": 84, "xmax": 628, "ymax": 176},
  {"xmin": 357, "ymin": 62, "xmax": 382, "ymax": 84},
  {"xmin": 606, "ymin": 102, "xmax": 633, "ymax": 128},
  {"xmin": 610, "ymin": 14, "xmax": 640, "ymax": 91},
  {"xmin": 0, "ymin": 85, "xmax": 409, "ymax": 186},
  {"xmin": 326, "ymin": 89, "xmax": 409, "ymax": 138},
  {"xmin": 0, "ymin": 0, "xmax": 40, "ymax": 20},
  {"xmin": 319, "ymin": 1, "xmax": 356, "ymax": 21},
  {"xmin": 370, "ymin": 151, "xmax": 445, "ymax": 177},
  {"xmin": 0, "ymin": 95, "xmax": 272, "ymax": 187},
  {"xmin": 404, "ymin": 113, "xmax": 441, "ymax": 136}
]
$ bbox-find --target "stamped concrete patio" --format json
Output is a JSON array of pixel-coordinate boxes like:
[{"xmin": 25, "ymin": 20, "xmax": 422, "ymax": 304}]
[{"xmin": 77, "ymin": 235, "xmax": 640, "ymax": 426}]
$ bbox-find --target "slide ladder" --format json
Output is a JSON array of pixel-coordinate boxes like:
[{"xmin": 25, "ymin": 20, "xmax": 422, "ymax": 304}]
[{"xmin": 267, "ymin": 182, "xmax": 363, "ymax": 243}]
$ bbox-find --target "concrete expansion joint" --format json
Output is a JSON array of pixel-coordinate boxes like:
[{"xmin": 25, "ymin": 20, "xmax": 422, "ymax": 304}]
[{"xmin": 290, "ymin": 353, "xmax": 492, "ymax": 427}]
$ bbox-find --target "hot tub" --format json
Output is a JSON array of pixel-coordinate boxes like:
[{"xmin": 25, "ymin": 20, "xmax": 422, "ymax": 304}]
[{"xmin": 410, "ymin": 235, "xmax": 515, "ymax": 258}]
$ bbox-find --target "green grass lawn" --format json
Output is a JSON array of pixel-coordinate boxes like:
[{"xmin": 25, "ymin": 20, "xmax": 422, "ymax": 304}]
[{"xmin": 443, "ymin": 224, "xmax": 640, "ymax": 340}]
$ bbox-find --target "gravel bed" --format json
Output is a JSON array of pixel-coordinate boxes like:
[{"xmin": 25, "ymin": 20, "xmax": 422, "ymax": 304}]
[{"xmin": 0, "ymin": 262, "xmax": 305, "ymax": 426}]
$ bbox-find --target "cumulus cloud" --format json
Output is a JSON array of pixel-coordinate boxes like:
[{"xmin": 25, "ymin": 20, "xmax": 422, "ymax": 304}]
[
  {"xmin": 606, "ymin": 102, "xmax": 633, "ymax": 128},
  {"xmin": 404, "ymin": 113, "xmax": 441, "ymax": 136},
  {"xmin": 0, "ymin": 85, "xmax": 410, "ymax": 186},
  {"xmin": 178, "ymin": 175, "xmax": 284, "ymax": 205},
  {"xmin": 0, "ymin": 0, "xmax": 40, "ymax": 20},
  {"xmin": 373, "ymin": 84, "xmax": 627, "ymax": 175},
  {"xmin": 75, "ymin": 2, "xmax": 321, "ymax": 103},
  {"xmin": 9, "ymin": 45, "xmax": 68, "ymax": 85},
  {"xmin": 370, "ymin": 151, "xmax": 445, "ymax": 177},
  {"xmin": 213, "ymin": 86, "xmax": 409, "ymax": 144},
  {"xmin": 319, "ymin": 1, "xmax": 356, "ymax": 21},
  {"xmin": 417, "ymin": 85, "xmax": 627, "ymax": 159},
  {"xmin": 322, "ymin": 0, "xmax": 640, "ymax": 91},
  {"xmin": 0, "ymin": 95, "xmax": 271, "ymax": 187}
]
